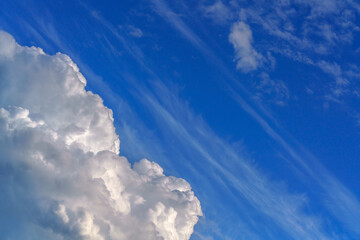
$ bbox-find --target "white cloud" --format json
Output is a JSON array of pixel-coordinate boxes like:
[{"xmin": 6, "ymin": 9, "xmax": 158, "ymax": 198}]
[
  {"xmin": 229, "ymin": 21, "xmax": 263, "ymax": 73},
  {"xmin": 203, "ymin": 1, "xmax": 233, "ymax": 24},
  {"xmin": 0, "ymin": 31, "xmax": 201, "ymax": 240}
]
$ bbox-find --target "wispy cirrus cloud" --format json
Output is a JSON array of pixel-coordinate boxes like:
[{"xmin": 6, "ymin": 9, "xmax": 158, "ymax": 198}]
[
  {"xmin": 133, "ymin": 80, "xmax": 334, "ymax": 240},
  {"xmin": 150, "ymin": 0, "xmax": 206, "ymax": 51},
  {"xmin": 231, "ymin": 85, "xmax": 360, "ymax": 236},
  {"xmin": 125, "ymin": 2, "xmax": 360, "ymax": 236},
  {"xmin": 70, "ymin": 5, "xmax": 356, "ymax": 236}
]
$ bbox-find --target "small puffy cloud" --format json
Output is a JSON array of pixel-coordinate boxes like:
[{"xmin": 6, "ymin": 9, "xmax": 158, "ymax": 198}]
[
  {"xmin": 229, "ymin": 21, "xmax": 263, "ymax": 73},
  {"xmin": 203, "ymin": 1, "xmax": 233, "ymax": 24},
  {"xmin": 0, "ymin": 31, "xmax": 201, "ymax": 240}
]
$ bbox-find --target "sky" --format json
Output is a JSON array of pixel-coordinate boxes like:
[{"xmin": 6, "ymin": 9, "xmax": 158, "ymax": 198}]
[{"xmin": 0, "ymin": 0, "xmax": 360, "ymax": 239}]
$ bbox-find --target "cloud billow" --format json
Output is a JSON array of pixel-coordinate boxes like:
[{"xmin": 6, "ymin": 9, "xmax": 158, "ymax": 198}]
[{"xmin": 0, "ymin": 31, "xmax": 202, "ymax": 240}]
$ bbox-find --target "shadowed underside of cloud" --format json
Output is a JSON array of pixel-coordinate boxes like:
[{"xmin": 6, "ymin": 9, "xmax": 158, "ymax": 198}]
[{"xmin": 0, "ymin": 31, "xmax": 202, "ymax": 240}]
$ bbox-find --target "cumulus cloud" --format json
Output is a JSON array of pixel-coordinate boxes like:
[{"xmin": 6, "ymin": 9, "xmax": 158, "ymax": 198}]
[
  {"xmin": 0, "ymin": 31, "xmax": 201, "ymax": 240},
  {"xmin": 229, "ymin": 21, "xmax": 263, "ymax": 73}
]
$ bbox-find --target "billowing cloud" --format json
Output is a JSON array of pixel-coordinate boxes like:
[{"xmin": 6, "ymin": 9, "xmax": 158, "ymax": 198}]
[
  {"xmin": 0, "ymin": 31, "xmax": 202, "ymax": 240},
  {"xmin": 229, "ymin": 21, "xmax": 263, "ymax": 73}
]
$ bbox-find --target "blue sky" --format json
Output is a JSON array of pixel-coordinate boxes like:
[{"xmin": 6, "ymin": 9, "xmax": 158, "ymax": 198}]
[{"xmin": 1, "ymin": 0, "xmax": 360, "ymax": 239}]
